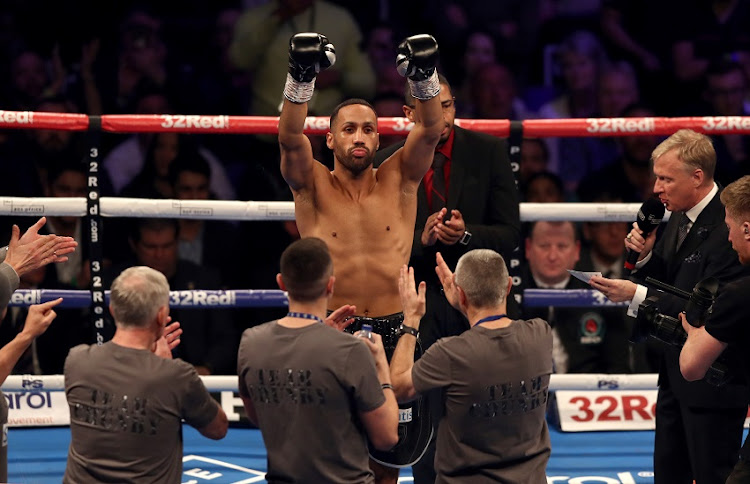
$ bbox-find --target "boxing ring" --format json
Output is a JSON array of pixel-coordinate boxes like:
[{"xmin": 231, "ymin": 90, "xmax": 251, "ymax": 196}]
[
  {"xmin": 6, "ymin": 425, "xmax": 662, "ymax": 483},
  {"xmin": 4, "ymin": 111, "xmax": 750, "ymax": 482}
]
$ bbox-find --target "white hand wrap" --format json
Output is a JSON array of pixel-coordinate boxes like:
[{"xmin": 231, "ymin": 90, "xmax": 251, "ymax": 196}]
[
  {"xmin": 408, "ymin": 70, "xmax": 440, "ymax": 101},
  {"xmin": 283, "ymin": 73, "xmax": 316, "ymax": 104}
]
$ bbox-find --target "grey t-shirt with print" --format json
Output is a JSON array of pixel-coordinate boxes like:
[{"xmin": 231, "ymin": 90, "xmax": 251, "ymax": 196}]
[
  {"xmin": 238, "ymin": 321, "xmax": 385, "ymax": 484},
  {"xmin": 413, "ymin": 318, "xmax": 553, "ymax": 484},
  {"xmin": 63, "ymin": 342, "xmax": 219, "ymax": 484}
]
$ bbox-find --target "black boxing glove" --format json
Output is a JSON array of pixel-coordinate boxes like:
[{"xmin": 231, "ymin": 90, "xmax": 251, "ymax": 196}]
[
  {"xmin": 288, "ymin": 33, "xmax": 336, "ymax": 82},
  {"xmin": 396, "ymin": 34, "xmax": 438, "ymax": 81},
  {"xmin": 284, "ymin": 33, "xmax": 336, "ymax": 103},
  {"xmin": 396, "ymin": 34, "xmax": 440, "ymax": 100}
]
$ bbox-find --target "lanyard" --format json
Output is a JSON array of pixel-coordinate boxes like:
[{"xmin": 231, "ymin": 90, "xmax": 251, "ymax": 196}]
[
  {"xmin": 474, "ymin": 314, "xmax": 507, "ymax": 327},
  {"xmin": 286, "ymin": 312, "xmax": 324, "ymax": 324}
]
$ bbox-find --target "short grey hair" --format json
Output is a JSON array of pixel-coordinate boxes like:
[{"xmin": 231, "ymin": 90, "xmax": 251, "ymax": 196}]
[
  {"xmin": 454, "ymin": 249, "xmax": 509, "ymax": 309},
  {"xmin": 110, "ymin": 266, "xmax": 169, "ymax": 328}
]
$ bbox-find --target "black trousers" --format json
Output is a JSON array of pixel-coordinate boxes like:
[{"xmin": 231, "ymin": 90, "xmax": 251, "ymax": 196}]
[
  {"xmin": 412, "ymin": 436, "xmax": 437, "ymax": 484},
  {"xmin": 654, "ymin": 384, "xmax": 745, "ymax": 484}
]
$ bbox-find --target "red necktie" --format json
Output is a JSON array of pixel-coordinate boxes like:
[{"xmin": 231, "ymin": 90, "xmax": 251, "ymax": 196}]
[{"xmin": 430, "ymin": 152, "xmax": 447, "ymax": 212}]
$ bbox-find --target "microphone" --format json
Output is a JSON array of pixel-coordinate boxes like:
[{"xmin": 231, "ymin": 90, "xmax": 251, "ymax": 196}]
[{"xmin": 623, "ymin": 198, "xmax": 665, "ymax": 276}]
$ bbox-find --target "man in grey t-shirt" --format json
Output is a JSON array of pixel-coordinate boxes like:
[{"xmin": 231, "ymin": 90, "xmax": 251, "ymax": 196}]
[
  {"xmin": 392, "ymin": 250, "xmax": 553, "ymax": 483},
  {"xmin": 238, "ymin": 237, "xmax": 399, "ymax": 483},
  {"xmin": 64, "ymin": 266, "xmax": 228, "ymax": 483}
]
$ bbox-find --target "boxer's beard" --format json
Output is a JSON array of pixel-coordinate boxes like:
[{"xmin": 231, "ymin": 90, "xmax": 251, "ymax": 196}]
[{"xmin": 336, "ymin": 146, "xmax": 374, "ymax": 176}]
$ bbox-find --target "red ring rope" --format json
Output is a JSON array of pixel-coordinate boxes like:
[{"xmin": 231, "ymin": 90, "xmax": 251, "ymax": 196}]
[{"xmin": 1, "ymin": 110, "xmax": 749, "ymax": 137}]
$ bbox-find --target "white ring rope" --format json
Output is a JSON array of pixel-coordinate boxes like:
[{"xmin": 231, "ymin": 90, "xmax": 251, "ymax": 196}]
[
  {"xmin": 0, "ymin": 197, "xmax": 663, "ymax": 392},
  {"xmin": 2, "ymin": 373, "xmax": 658, "ymax": 392},
  {"xmin": 0, "ymin": 197, "xmax": 672, "ymax": 223}
]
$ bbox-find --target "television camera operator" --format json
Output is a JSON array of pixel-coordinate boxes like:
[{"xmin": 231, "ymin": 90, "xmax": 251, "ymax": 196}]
[{"xmin": 680, "ymin": 174, "xmax": 750, "ymax": 483}]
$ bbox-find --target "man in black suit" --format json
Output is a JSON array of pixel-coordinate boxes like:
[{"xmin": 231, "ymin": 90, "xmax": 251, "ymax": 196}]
[
  {"xmin": 590, "ymin": 129, "xmax": 750, "ymax": 484},
  {"xmin": 374, "ymin": 74, "xmax": 520, "ymax": 484}
]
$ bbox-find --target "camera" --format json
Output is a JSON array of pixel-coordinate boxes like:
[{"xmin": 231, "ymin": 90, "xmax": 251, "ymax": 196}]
[{"xmin": 630, "ymin": 276, "xmax": 730, "ymax": 386}]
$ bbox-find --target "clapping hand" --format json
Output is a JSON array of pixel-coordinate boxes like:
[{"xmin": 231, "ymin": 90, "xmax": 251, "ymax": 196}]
[
  {"xmin": 152, "ymin": 320, "xmax": 182, "ymax": 359},
  {"xmin": 324, "ymin": 304, "xmax": 356, "ymax": 331},
  {"xmin": 398, "ymin": 264, "xmax": 426, "ymax": 323},
  {"xmin": 7, "ymin": 217, "xmax": 78, "ymax": 276}
]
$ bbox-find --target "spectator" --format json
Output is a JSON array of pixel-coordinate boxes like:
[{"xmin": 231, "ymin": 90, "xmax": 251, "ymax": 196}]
[
  {"xmin": 119, "ymin": 131, "xmax": 236, "ymax": 201},
  {"xmin": 538, "ymin": 30, "xmax": 609, "ymax": 175},
  {"xmin": 184, "ymin": 6, "xmax": 251, "ymax": 117},
  {"xmin": 575, "ymin": 188, "xmax": 657, "ymax": 374},
  {"xmin": 108, "ymin": 127, "xmax": 237, "ymax": 267},
  {"xmin": 366, "ymin": 24, "xmax": 406, "ymax": 101},
  {"xmin": 557, "ymin": 60, "xmax": 642, "ymax": 195},
  {"xmin": 0, "ymin": 95, "xmax": 100, "ymax": 199},
  {"xmin": 94, "ymin": 6, "xmax": 171, "ymax": 115},
  {"xmin": 228, "ymin": 0, "xmax": 375, "ymax": 117},
  {"xmin": 451, "ymin": 29, "xmax": 497, "ymax": 112},
  {"xmin": 599, "ymin": 0, "xmax": 672, "ymax": 111},
  {"xmin": 577, "ymin": 103, "xmax": 660, "ymax": 203},
  {"xmin": 180, "ymin": 6, "xmax": 253, "ymax": 170},
  {"xmin": 365, "ymin": 23, "xmax": 397, "ymax": 77},
  {"xmin": 423, "ymin": 1, "xmax": 545, "ymax": 78},
  {"xmin": 520, "ymin": 138, "xmax": 551, "ymax": 186},
  {"xmin": 576, "ymin": 192, "xmax": 630, "ymax": 280},
  {"xmin": 372, "ymin": 91, "xmax": 408, "ymax": 149},
  {"xmin": 374, "ymin": 64, "xmax": 407, "ymax": 99},
  {"xmin": 539, "ymin": 30, "xmax": 608, "ymax": 120},
  {"xmin": 520, "ymin": 220, "xmax": 633, "ymax": 373},
  {"xmin": 42, "ymin": 161, "xmax": 92, "ymax": 289},
  {"xmin": 458, "ymin": 29, "xmax": 497, "ymax": 79},
  {"xmin": 5, "ymin": 48, "xmax": 65, "ymax": 112},
  {"xmin": 599, "ymin": 60, "xmax": 641, "ymax": 119},
  {"xmin": 522, "ymin": 171, "xmax": 566, "ymax": 203},
  {"xmin": 105, "ymin": 218, "xmax": 238, "ymax": 375},
  {"xmin": 462, "ymin": 61, "xmax": 533, "ymax": 120},
  {"xmin": 101, "ymin": 84, "xmax": 173, "ymax": 194},
  {"xmin": 168, "ymin": 150, "xmax": 242, "ymax": 288},
  {"xmin": 670, "ymin": 0, "xmax": 750, "ymax": 103},
  {"xmin": 702, "ymin": 60, "xmax": 750, "ymax": 186}
]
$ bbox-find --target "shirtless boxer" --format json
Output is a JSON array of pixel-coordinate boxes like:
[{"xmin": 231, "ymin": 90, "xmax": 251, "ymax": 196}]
[{"xmin": 278, "ymin": 32, "xmax": 443, "ymax": 482}]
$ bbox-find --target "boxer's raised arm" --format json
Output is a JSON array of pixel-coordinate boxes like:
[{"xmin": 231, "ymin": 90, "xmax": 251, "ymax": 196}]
[
  {"xmin": 397, "ymin": 35, "xmax": 443, "ymax": 184},
  {"xmin": 279, "ymin": 33, "xmax": 336, "ymax": 191}
]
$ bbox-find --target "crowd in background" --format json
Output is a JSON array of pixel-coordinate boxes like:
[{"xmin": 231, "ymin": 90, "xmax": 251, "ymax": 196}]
[{"xmin": 0, "ymin": 0, "xmax": 748, "ymax": 376}]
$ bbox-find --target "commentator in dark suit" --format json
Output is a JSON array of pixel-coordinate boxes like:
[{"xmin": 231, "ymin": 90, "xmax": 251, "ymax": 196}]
[
  {"xmin": 374, "ymin": 74, "xmax": 520, "ymax": 484},
  {"xmin": 590, "ymin": 129, "xmax": 750, "ymax": 484}
]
